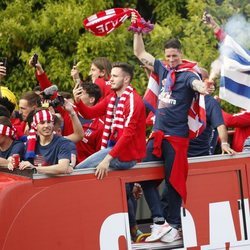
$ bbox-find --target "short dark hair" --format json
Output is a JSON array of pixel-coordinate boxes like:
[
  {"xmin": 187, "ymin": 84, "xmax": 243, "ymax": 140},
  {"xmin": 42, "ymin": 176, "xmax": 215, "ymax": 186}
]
[
  {"xmin": 80, "ymin": 81, "xmax": 102, "ymax": 105},
  {"xmin": 20, "ymin": 91, "xmax": 41, "ymax": 107},
  {"xmin": 53, "ymin": 114, "xmax": 63, "ymax": 129},
  {"xmin": 112, "ymin": 62, "xmax": 134, "ymax": 81},
  {"xmin": 26, "ymin": 109, "xmax": 36, "ymax": 129},
  {"xmin": 33, "ymin": 85, "xmax": 41, "ymax": 92},
  {"xmin": 164, "ymin": 38, "xmax": 182, "ymax": 51},
  {"xmin": 0, "ymin": 104, "xmax": 11, "ymax": 118}
]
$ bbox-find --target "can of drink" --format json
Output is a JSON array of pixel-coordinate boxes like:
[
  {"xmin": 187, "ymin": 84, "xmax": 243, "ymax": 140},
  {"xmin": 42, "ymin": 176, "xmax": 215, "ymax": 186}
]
[{"xmin": 12, "ymin": 154, "xmax": 20, "ymax": 168}]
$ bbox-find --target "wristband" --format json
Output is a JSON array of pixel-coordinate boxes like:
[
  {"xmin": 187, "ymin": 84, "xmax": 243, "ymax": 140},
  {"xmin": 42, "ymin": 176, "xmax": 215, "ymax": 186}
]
[{"xmin": 221, "ymin": 142, "xmax": 229, "ymax": 146}]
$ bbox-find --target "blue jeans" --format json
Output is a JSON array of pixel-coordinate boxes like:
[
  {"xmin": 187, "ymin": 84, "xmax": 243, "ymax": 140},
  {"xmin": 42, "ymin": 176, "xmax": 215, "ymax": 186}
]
[
  {"xmin": 75, "ymin": 147, "xmax": 136, "ymax": 170},
  {"xmin": 140, "ymin": 139, "xmax": 182, "ymax": 229},
  {"xmin": 127, "ymin": 183, "xmax": 137, "ymax": 227}
]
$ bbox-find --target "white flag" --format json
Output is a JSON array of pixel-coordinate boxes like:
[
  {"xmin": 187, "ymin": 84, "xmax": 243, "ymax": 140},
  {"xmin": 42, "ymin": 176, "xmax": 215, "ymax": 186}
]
[{"xmin": 219, "ymin": 35, "xmax": 250, "ymax": 110}]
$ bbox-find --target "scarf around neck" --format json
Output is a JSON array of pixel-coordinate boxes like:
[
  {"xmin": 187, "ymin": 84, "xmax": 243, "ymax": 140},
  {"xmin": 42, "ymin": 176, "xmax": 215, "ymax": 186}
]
[{"xmin": 101, "ymin": 85, "xmax": 133, "ymax": 148}]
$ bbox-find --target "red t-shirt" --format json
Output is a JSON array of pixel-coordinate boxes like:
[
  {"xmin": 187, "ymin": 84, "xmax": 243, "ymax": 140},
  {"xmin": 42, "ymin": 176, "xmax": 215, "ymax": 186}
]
[
  {"xmin": 11, "ymin": 118, "xmax": 26, "ymax": 140},
  {"xmin": 76, "ymin": 118, "xmax": 104, "ymax": 163}
]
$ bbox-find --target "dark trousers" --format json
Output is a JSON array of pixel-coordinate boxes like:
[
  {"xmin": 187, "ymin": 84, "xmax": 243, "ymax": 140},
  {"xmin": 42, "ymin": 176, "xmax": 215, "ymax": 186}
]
[{"xmin": 140, "ymin": 139, "xmax": 182, "ymax": 228}]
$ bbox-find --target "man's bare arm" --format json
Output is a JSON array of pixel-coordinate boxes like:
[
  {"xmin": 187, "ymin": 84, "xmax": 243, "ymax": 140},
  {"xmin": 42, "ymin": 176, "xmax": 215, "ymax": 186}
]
[
  {"xmin": 217, "ymin": 124, "xmax": 236, "ymax": 154},
  {"xmin": 133, "ymin": 33, "xmax": 155, "ymax": 68},
  {"xmin": 191, "ymin": 79, "xmax": 215, "ymax": 95}
]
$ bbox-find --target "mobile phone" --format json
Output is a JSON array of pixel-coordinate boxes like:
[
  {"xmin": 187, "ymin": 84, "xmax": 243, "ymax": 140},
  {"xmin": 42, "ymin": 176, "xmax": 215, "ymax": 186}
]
[
  {"xmin": 31, "ymin": 53, "xmax": 38, "ymax": 67},
  {"xmin": 0, "ymin": 57, "xmax": 7, "ymax": 67},
  {"xmin": 204, "ymin": 10, "xmax": 211, "ymax": 23},
  {"xmin": 205, "ymin": 14, "xmax": 211, "ymax": 23}
]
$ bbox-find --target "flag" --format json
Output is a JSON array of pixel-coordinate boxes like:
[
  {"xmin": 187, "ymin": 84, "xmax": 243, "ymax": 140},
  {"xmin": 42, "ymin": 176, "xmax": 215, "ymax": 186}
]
[
  {"xmin": 143, "ymin": 61, "xmax": 206, "ymax": 138},
  {"xmin": 188, "ymin": 93, "xmax": 206, "ymax": 138},
  {"xmin": 219, "ymin": 35, "xmax": 250, "ymax": 110}
]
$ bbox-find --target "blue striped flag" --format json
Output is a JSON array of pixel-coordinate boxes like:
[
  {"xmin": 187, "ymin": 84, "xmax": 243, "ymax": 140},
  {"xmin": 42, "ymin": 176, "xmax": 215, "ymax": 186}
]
[{"xmin": 219, "ymin": 35, "xmax": 250, "ymax": 110}]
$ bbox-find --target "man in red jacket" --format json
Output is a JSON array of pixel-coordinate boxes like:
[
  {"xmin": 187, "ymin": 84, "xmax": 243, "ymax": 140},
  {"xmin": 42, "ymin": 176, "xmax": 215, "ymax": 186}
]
[
  {"xmin": 74, "ymin": 62, "xmax": 146, "ymax": 180},
  {"xmin": 222, "ymin": 109, "xmax": 250, "ymax": 152}
]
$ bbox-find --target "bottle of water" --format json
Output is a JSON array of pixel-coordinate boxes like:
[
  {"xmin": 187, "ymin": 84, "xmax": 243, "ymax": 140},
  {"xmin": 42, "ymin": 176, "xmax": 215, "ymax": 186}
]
[{"xmin": 243, "ymin": 136, "xmax": 250, "ymax": 152}]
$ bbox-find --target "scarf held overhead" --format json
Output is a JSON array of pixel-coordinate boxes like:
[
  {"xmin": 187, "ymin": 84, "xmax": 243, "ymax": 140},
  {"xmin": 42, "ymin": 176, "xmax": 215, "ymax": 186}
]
[
  {"xmin": 101, "ymin": 85, "xmax": 134, "ymax": 149},
  {"xmin": 143, "ymin": 60, "xmax": 206, "ymax": 138},
  {"xmin": 83, "ymin": 8, "xmax": 153, "ymax": 36}
]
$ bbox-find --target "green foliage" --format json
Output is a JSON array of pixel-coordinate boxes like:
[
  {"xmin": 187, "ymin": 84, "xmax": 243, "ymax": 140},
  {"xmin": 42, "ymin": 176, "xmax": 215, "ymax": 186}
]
[
  {"xmin": 0, "ymin": 0, "xmax": 248, "ymax": 114},
  {"xmin": 0, "ymin": 0, "xmax": 114, "ymax": 97}
]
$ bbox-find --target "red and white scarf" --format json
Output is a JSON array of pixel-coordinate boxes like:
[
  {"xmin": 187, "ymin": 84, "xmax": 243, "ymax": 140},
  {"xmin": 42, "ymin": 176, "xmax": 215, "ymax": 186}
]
[
  {"xmin": 83, "ymin": 8, "xmax": 153, "ymax": 36},
  {"xmin": 101, "ymin": 85, "xmax": 133, "ymax": 148},
  {"xmin": 25, "ymin": 109, "xmax": 54, "ymax": 159},
  {"xmin": 0, "ymin": 124, "xmax": 16, "ymax": 139},
  {"xmin": 83, "ymin": 8, "xmax": 132, "ymax": 36}
]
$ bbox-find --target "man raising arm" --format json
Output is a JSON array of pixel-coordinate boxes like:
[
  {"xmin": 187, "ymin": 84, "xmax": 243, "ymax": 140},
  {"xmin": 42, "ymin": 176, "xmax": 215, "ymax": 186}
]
[{"xmin": 132, "ymin": 15, "xmax": 214, "ymax": 242}]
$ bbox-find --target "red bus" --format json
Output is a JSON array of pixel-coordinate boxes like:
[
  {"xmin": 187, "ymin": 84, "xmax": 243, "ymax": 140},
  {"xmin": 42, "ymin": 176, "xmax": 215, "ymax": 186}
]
[{"xmin": 0, "ymin": 153, "xmax": 250, "ymax": 249}]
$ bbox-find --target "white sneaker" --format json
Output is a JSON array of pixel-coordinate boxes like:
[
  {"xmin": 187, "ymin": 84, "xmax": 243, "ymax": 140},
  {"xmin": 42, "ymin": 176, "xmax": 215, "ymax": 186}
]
[
  {"xmin": 160, "ymin": 227, "xmax": 182, "ymax": 243},
  {"xmin": 145, "ymin": 222, "xmax": 172, "ymax": 242}
]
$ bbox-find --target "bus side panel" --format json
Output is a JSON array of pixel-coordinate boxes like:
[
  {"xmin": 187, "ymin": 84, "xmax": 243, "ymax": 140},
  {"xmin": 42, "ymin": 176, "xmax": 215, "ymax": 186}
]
[{"xmin": 1, "ymin": 176, "xmax": 129, "ymax": 250}]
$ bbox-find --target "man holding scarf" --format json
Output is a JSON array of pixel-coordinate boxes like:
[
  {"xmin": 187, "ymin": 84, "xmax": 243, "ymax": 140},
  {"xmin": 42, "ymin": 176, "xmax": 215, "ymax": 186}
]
[
  {"xmin": 74, "ymin": 62, "xmax": 146, "ymax": 179},
  {"xmin": 133, "ymin": 31, "xmax": 214, "ymax": 242}
]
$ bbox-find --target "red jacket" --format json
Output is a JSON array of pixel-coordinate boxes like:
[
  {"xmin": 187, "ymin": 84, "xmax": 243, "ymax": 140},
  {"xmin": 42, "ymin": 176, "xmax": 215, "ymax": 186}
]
[
  {"xmin": 222, "ymin": 110, "xmax": 250, "ymax": 152},
  {"xmin": 75, "ymin": 89, "xmax": 146, "ymax": 162}
]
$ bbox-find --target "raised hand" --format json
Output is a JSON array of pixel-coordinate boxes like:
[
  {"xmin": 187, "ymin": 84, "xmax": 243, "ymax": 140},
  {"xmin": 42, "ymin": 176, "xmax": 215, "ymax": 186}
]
[
  {"xmin": 72, "ymin": 83, "xmax": 83, "ymax": 103},
  {"xmin": 202, "ymin": 11, "xmax": 219, "ymax": 31}
]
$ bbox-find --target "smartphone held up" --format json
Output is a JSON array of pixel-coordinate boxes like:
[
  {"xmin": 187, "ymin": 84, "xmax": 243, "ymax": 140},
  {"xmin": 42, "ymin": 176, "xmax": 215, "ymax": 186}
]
[
  {"xmin": 0, "ymin": 57, "xmax": 7, "ymax": 68},
  {"xmin": 31, "ymin": 53, "xmax": 38, "ymax": 67}
]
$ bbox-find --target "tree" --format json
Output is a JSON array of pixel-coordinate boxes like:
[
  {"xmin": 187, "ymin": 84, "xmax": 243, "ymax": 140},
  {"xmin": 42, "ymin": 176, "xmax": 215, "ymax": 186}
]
[{"xmin": 0, "ymin": 0, "xmax": 114, "ymax": 94}]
